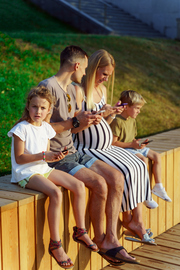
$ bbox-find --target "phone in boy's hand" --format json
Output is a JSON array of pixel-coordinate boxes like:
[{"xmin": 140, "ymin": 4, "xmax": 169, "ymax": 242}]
[
  {"xmin": 119, "ymin": 103, "xmax": 128, "ymax": 107},
  {"xmin": 141, "ymin": 140, "xmax": 153, "ymax": 145}
]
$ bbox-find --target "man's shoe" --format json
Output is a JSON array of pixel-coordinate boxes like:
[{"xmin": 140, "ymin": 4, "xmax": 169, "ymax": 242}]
[
  {"xmin": 152, "ymin": 186, "xmax": 172, "ymax": 202},
  {"xmin": 144, "ymin": 199, "xmax": 158, "ymax": 209}
]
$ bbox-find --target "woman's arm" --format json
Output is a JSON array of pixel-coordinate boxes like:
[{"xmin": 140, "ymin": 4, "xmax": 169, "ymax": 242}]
[{"xmin": 101, "ymin": 86, "xmax": 123, "ymax": 124}]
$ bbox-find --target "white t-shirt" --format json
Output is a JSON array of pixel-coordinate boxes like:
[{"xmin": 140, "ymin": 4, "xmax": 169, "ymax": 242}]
[{"xmin": 8, "ymin": 120, "xmax": 56, "ymax": 183}]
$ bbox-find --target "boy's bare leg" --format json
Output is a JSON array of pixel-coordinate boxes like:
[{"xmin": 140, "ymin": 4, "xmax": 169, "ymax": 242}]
[{"xmin": 147, "ymin": 150, "xmax": 162, "ymax": 183}]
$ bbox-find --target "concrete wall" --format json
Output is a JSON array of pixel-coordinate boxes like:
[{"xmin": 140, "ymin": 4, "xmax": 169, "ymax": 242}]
[
  {"xmin": 107, "ymin": 0, "xmax": 180, "ymax": 39},
  {"xmin": 29, "ymin": 0, "xmax": 113, "ymax": 35}
]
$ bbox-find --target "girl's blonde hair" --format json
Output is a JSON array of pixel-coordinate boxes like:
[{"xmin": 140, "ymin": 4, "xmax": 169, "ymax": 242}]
[
  {"xmin": 82, "ymin": 49, "xmax": 115, "ymax": 110},
  {"xmin": 120, "ymin": 90, "xmax": 146, "ymax": 107},
  {"xmin": 14, "ymin": 85, "xmax": 54, "ymax": 125}
]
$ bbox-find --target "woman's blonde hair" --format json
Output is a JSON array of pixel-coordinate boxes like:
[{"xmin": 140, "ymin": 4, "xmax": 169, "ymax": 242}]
[
  {"xmin": 14, "ymin": 85, "xmax": 54, "ymax": 126},
  {"xmin": 120, "ymin": 90, "xmax": 146, "ymax": 106},
  {"xmin": 82, "ymin": 49, "xmax": 115, "ymax": 110}
]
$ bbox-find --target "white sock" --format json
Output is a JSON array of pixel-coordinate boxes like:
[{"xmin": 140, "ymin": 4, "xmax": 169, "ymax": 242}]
[{"xmin": 154, "ymin": 183, "xmax": 163, "ymax": 189}]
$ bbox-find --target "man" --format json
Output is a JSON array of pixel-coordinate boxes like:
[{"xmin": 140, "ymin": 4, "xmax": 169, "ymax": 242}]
[{"xmin": 39, "ymin": 45, "xmax": 138, "ymax": 265}]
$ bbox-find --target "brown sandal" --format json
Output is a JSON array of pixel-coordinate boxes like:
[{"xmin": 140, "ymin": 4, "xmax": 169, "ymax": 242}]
[
  {"xmin": 48, "ymin": 238, "xmax": 74, "ymax": 269},
  {"xmin": 73, "ymin": 226, "xmax": 99, "ymax": 252}
]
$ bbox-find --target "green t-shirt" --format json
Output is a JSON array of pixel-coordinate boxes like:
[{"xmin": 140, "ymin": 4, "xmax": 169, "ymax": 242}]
[{"xmin": 110, "ymin": 115, "xmax": 137, "ymax": 143}]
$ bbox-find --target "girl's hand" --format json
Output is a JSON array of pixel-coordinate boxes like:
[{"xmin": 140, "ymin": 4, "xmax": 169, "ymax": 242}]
[{"xmin": 45, "ymin": 150, "xmax": 68, "ymax": 162}]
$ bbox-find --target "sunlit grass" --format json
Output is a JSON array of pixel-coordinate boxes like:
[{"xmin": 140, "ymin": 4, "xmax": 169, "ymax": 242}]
[{"xmin": 0, "ymin": 0, "xmax": 180, "ymax": 175}]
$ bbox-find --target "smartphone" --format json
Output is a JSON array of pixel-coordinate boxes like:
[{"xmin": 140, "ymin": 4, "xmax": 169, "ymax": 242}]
[
  {"xmin": 119, "ymin": 103, "xmax": 128, "ymax": 107},
  {"xmin": 142, "ymin": 140, "xmax": 153, "ymax": 145},
  {"xmin": 62, "ymin": 147, "xmax": 72, "ymax": 153},
  {"xmin": 95, "ymin": 110, "xmax": 105, "ymax": 115}
]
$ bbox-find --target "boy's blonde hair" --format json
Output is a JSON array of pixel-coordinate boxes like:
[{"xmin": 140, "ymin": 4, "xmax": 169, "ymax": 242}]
[
  {"xmin": 81, "ymin": 49, "xmax": 115, "ymax": 110},
  {"xmin": 120, "ymin": 90, "xmax": 146, "ymax": 107}
]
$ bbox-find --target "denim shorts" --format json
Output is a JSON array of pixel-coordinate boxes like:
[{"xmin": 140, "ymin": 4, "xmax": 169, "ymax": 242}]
[
  {"xmin": 48, "ymin": 152, "xmax": 97, "ymax": 176},
  {"xmin": 125, "ymin": 147, "xmax": 150, "ymax": 158}
]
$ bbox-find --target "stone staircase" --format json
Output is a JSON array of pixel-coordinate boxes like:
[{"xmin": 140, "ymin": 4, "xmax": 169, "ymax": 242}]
[{"xmin": 64, "ymin": 0, "xmax": 166, "ymax": 38}]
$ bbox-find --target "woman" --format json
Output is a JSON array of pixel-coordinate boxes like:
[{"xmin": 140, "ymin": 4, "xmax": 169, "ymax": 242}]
[{"xmin": 73, "ymin": 49, "xmax": 156, "ymax": 245}]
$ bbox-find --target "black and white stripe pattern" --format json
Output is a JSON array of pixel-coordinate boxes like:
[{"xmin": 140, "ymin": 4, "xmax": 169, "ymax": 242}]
[{"xmin": 73, "ymin": 97, "xmax": 152, "ymax": 212}]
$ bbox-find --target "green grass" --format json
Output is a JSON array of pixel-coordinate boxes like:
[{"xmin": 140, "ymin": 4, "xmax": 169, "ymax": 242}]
[{"xmin": 0, "ymin": 0, "xmax": 180, "ymax": 176}]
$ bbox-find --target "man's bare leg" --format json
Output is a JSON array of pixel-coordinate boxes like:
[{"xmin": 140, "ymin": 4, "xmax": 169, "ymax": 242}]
[
  {"xmin": 89, "ymin": 160, "xmax": 135, "ymax": 261},
  {"xmin": 74, "ymin": 167, "xmax": 108, "ymax": 243}
]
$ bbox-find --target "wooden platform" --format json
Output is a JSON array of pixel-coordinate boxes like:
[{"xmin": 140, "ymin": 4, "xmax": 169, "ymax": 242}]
[
  {"xmin": 0, "ymin": 128, "xmax": 179, "ymax": 270},
  {"xmin": 141, "ymin": 128, "xmax": 180, "ymax": 153},
  {"xmin": 101, "ymin": 223, "xmax": 180, "ymax": 270}
]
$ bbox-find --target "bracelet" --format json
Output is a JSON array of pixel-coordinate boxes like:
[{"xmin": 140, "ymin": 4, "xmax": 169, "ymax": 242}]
[
  {"xmin": 42, "ymin": 151, "xmax": 46, "ymax": 161},
  {"xmin": 110, "ymin": 114, "xmax": 116, "ymax": 119}
]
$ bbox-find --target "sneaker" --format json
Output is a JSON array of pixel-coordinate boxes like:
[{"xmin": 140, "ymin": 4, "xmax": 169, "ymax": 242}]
[
  {"xmin": 152, "ymin": 186, "xmax": 172, "ymax": 202},
  {"xmin": 144, "ymin": 199, "xmax": 158, "ymax": 209}
]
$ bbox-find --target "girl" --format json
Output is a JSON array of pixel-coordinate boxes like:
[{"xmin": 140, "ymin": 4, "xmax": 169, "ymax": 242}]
[
  {"xmin": 73, "ymin": 50, "xmax": 156, "ymax": 245},
  {"xmin": 8, "ymin": 86, "xmax": 98, "ymax": 269}
]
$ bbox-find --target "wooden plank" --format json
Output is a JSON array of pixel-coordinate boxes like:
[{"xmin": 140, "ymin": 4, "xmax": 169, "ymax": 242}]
[
  {"xmin": 0, "ymin": 190, "xmax": 34, "ymax": 206},
  {"xmin": 19, "ymin": 201, "xmax": 36, "ymax": 270},
  {"xmin": 174, "ymin": 148, "xmax": 180, "ymax": 224},
  {"xmin": 64, "ymin": 189, "xmax": 79, "ymax": 270},
  {"xmin": 35, "ymin": 197, "xmax": 51, "ymax": 270},
  {"xmin": 157, "ymin": 232, "xmax": 180, "ymax": 242},
  {"xmin": 165, "ymin": 150, "xmax": 174, "ymax": 229},
  {"xmin": 126, "ymin": 253, "xmax": 180, "ymax": 270},
  {"xmin": 157, "ymin": 153, "xmax": 166, "ymax": 235},
  {"xmin": 131, "ymin": 248, "xmax": 180, "ymax": 268},
  {"xmin": 1, "ymin": 201, "xmax": 19, "ymax": 270},
  {"xmin": 0, "ymin": 190, "xmax": 36, "ymax": 270},
  {"xmin": 155, "ymin": 238, "xmax": 180, "ymax": 249},
  {"xmin": 172, "ymin": 223, "xmax": 180, "ymax": 230},
  {"xmin": 138, "ymin": 244, "xmax": 180, "ymax": 258},
  {"xmin": 100, "ymin": 264, "xmax": 155, "ymax": 270}
]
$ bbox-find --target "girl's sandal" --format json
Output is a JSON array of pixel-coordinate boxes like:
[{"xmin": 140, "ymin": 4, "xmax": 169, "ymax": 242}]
[
  {"xmin": 48, "ymin": 238, "xmax": 74, "ymax": 269},
  {"xmin": 73, "ymin": 226, "xmax": 99, "ymax": 252}
]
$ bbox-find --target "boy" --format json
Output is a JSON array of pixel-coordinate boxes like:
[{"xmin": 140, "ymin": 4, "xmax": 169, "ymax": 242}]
[{"xmin": 110, "ymin": 90, "xmax": 171, "ymax": 207}]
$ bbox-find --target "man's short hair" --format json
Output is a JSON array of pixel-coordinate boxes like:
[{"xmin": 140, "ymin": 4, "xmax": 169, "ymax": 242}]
[{"xmin": 60, "ymin": 45, "xmax": 88, "ymax": 67}]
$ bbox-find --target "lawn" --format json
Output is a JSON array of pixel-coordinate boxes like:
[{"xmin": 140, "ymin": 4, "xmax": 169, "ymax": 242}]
[{"xmin": 0, "ymin": 0, "xmax": 180, "ymax": 175}]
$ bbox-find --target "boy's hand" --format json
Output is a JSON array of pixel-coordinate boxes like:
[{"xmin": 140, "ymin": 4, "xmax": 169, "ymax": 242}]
[{"xmin": 131, "ymin": 139, "xmax": 146, "ymax": 149}]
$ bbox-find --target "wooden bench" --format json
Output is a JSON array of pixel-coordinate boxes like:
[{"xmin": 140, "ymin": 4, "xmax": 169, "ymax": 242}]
[{"xmin": 0, "ymin": 128, "xmax": 180, "ymax": 270}]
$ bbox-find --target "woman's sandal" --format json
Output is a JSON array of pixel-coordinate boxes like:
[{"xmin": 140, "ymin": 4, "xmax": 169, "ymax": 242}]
[
  {"xmin": 48, "ymin": 238, "xmax": 74, "ymax": 269},
  {"xmin": 73, "ymin": 226, "xmax": 99, "ymax": 252}
]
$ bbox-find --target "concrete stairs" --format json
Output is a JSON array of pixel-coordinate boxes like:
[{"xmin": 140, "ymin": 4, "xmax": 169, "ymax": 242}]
[{"xmin": 64, "ymin": 0, "xmax": 166, "ymax": 38}]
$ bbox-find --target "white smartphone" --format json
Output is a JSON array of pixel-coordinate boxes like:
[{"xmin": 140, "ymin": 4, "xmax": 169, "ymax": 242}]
[{"xmin": 95, "ymin": 110, "xmax": 105, "ymax": 115}]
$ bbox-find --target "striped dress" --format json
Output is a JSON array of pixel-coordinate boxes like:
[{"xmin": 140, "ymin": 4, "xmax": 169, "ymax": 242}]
[{"xmin": 73, "ymin": 96, "xmax": 152, "ymax": 212}]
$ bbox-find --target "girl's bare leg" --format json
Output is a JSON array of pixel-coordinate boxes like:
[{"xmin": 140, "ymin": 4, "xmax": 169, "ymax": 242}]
[
  {"xmin": 26, "ymin": 174, "xmax": 72, "ymax": 267},
  {"xmin": 48, "ymin": 169, "xmax": 98, "ymax": 250}
]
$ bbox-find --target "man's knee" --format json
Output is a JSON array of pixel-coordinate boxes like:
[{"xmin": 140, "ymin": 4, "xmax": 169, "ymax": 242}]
[
  {"xmin": 90, "ymin": 175, "xmax": 108, "ymax": 199},
  {"xmin": 109, "ymin": 170, "xmax": 124, "ymax": 191}
]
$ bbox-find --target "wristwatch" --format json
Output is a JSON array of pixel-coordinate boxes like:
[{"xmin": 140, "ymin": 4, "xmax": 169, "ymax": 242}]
[{"xmin": 72, "ymin": 117, "xmax": 80, "ymax": 128}]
